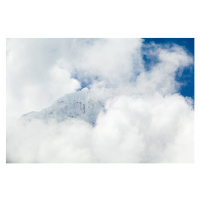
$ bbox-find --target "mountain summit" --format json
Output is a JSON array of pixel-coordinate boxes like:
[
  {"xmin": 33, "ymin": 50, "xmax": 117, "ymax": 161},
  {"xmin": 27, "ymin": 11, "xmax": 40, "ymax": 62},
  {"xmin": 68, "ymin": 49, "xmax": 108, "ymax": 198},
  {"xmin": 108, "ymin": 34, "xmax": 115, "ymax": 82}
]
[{"xmin": 21, "ymin": 88, "xmax": 105, "ymax": 125}]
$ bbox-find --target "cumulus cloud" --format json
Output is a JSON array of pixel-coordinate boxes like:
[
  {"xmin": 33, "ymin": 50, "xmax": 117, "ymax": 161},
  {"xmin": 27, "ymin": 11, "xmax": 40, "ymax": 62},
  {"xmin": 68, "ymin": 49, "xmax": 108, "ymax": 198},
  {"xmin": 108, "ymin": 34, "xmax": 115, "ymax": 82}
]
[
  {"xmin": 6, "ymin": 38, "xmax": 194, "ymax": 163},
  {"xmin": 6, "ymin": 39, "xmax": 81, "ymax": 118},
  {"xmin": 6, "ymin": 94, "xmax": 193, "ymax": 163}
]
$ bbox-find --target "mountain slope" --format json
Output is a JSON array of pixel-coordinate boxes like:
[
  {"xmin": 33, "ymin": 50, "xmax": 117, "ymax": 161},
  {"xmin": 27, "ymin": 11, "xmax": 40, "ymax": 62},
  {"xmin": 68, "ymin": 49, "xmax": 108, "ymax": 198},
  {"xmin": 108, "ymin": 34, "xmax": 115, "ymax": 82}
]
[{"xmin": 21, "ymin": 88, "xmax": 105, "ymax": 125}]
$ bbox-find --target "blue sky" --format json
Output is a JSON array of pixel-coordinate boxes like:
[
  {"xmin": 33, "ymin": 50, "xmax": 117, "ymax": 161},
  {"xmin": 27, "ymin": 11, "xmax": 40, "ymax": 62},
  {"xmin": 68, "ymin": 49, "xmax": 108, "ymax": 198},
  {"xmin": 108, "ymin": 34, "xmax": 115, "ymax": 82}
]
[{"xmin": 143, "ymin": 38, "xmax": 194, "ymax": 99}]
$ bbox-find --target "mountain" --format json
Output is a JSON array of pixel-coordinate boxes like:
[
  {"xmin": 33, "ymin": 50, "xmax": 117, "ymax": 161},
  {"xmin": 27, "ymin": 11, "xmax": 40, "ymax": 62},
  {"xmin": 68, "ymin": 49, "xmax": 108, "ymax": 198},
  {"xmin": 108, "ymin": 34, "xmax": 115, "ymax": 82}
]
[{"xmin": 21, "ymin": 88, "xmax": 105, "ymax": 125}]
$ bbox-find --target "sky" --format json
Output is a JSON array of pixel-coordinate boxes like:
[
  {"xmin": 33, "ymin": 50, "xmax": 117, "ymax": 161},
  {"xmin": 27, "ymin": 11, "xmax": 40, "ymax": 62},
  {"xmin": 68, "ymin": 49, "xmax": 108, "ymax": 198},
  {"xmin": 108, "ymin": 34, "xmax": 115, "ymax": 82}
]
[
  {"xmin": 143, "ymin": 38, "xmax": 194, "ymax": 99},
  {"xmin": 6, "ymin": 38, "xmax": 194, "ymax": 163}
]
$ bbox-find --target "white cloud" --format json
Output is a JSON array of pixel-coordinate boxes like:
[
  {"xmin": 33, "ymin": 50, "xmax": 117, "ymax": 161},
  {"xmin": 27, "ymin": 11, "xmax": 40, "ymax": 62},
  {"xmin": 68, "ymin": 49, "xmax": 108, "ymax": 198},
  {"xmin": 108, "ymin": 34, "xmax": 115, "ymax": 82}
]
[
  {"xmin": 6, "ymin": 93, "xmax": 193, "ymax": 163},
  {"xmin": 135, "ymin": 44, "xmax": 193, "ymax": 96},
  {"xmin": 94, "ymin": 93, "xmax": 194, "ymax": 163},
  {"xmin": 6, "ymin": 39, "xmax": 81, "ymax": 118},
  {"xmin": 6, "ymin": 38, "xmax": 194, "ymax": 163}
]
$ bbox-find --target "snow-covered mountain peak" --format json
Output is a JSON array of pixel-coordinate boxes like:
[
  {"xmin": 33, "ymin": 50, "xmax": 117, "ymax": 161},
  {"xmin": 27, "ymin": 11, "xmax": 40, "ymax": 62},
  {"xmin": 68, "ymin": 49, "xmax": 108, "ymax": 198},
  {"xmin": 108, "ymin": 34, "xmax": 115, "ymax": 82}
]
[{"xmin": 21, "ymin": 88, "xmax": 105, "ymax": 125}]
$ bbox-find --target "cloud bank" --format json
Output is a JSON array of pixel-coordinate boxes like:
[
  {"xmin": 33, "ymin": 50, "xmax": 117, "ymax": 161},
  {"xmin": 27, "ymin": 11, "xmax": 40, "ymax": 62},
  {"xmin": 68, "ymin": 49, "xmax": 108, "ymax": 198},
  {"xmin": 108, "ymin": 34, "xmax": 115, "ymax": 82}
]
[{"xmin": 6, "ymin": 38, "xmax": 194, "ymax": 163}]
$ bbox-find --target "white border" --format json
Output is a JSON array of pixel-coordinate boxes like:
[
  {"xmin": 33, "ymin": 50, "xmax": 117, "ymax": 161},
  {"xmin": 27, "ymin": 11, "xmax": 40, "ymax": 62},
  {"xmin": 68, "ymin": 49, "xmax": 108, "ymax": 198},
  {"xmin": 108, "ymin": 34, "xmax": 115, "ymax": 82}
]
[{"xmin": 1, "ymin": 0, "xmax": 200, "ymax": 200}]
